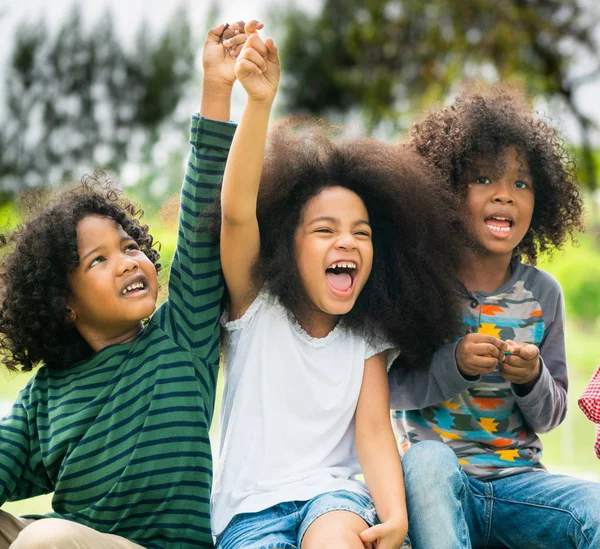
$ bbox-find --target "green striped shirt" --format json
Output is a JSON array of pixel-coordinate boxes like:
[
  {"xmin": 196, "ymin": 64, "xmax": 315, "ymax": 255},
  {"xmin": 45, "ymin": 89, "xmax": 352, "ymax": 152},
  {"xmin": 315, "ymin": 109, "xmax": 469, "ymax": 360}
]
[{"xmin": 0, "ymin": 116, "xmax": 235, "ymax": 548}]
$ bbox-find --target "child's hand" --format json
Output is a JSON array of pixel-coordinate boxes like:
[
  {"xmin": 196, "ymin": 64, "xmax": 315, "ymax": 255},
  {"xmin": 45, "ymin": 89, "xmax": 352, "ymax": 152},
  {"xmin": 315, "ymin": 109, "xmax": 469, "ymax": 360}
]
[
  {"xmin": 235, "ymin": 24, "xmax": 280, "ymax": 104},
  {"xmin": 499, "ymin": 340, "xmax": 541, "ymax": 386},
  {"xmin": 359, "ymin": 517, "xmax": 408, "ymax": 549},
  {"xmin": 202, "ymin": 21, "xmax": 252, "ymax": 90},
  {"xmin": 456, "ymin": 333, "xmax": 509, "ymax": 377}
]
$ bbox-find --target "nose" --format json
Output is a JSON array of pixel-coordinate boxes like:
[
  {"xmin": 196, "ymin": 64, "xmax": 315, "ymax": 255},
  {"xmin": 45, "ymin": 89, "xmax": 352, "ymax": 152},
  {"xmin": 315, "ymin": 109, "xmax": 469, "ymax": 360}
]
[
  {"xmin": 335, "ymin": 233, "xmax": 358, "ymax": 250},
  {"xmin": 117, "ymin": 254, "xmax": 139, "ymax": 275},
  {"xmin": 492, "ymin": 180, "xmax": 514, "ymax": 204}
]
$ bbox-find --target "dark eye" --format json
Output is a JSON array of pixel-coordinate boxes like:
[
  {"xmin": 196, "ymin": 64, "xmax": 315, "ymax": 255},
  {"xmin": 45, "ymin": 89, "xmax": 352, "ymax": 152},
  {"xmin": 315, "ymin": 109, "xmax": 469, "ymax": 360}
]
[
  {"xmin": 125, "ymin": 242, "xmax": 140, "ymax": 252},
  {"xmin": 316, "ymin": 228, "xmax": 334, "ymax": 234},
  {"xmin": 354, "ymin": 230, "xmax": 371, "ymax": 238},
  {"xmin": 89, "ymin": 256, "xmax": 105, "ymax": 268},
  {"xmin": 514, "ymin": 180, "xmax": 529, "ymax": 189},
  {"xmin": 476, "ymin": 176, "xmax": 492, "ymax": 185}
]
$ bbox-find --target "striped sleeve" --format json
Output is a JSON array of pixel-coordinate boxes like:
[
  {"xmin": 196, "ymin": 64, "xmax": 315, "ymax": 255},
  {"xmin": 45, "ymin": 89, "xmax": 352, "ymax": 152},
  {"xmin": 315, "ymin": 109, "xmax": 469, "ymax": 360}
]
[
  {"xmin": 159, "ymin": 116, "xmax": 236, "ymax": 360},
  {"xmin": 0, "ymin": 394, "xmax": 53, "ymax": 504}
]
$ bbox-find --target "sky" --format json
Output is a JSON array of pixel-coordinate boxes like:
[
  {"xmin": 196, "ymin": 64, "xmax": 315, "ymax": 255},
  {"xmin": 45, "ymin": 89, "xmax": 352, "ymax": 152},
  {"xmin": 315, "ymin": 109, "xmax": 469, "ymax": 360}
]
[{"xmin": 0, "ymin": 0, "xmax": 599, "ymax": 147}]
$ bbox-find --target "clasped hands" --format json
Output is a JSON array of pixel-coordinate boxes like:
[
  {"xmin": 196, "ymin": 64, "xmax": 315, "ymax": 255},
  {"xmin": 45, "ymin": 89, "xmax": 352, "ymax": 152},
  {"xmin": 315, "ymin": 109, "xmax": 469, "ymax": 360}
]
[{"xmin": 456, "ymin": 333, "xmax": 541, "ymax": 386}]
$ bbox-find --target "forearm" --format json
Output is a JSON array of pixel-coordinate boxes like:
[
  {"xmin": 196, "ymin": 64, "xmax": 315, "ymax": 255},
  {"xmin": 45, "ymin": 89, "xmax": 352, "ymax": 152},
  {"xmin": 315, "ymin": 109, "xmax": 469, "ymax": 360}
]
[
  {"xmin": 0, "ymin": 403, "xmax": 40, "ymax": 504},
  {"xmin": 356, "ymin": 424, "xmax": 407, "ymax": 525},
  {"xmin": 389, "ymin": 341, "xmax": 477, "ymax": 410},
  {"xmin": 200, "ymin": 78, "xmax": 233, "ymax": 122},
  {"xmin": 514, "ymin": 290, "xmax": 568, "ymax": 434},
  {"xmin": 221, "ymin": 100, "xmax": 272, "ymax": 225},
  {"xmin": 514, "ymin": 358, "xmax": 567, "ymax": 433}
]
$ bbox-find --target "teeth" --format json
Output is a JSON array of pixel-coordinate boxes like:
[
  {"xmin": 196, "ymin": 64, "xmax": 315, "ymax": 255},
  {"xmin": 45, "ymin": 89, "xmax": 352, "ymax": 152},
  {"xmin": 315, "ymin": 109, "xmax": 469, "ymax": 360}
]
[
  {"xmin": 122, "ymin": 282, "xmax": 145, "ymax": 295},
  {"xmin": 328, "ymin": 262, "xmax": 357, "ymax": 270},
  {"xmin": 486, "ymin": 224, "xmax": 511, "ymax": 232}
]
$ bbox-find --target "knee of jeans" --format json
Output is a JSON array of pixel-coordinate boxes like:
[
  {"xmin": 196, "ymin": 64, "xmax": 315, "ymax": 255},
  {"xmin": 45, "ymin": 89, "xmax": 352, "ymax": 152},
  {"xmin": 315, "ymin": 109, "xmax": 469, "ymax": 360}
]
[
  {"xmin": 402, "ymin": 441, "xmax": 461, "ymax": 487},
  {"xmin": 12, "ymin": 518, "xmax": 82, "ymax": 549}
]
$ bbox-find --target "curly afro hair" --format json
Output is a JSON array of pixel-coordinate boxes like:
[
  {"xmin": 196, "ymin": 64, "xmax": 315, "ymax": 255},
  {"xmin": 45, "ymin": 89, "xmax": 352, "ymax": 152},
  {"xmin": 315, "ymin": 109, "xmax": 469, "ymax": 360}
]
[
  {"xmin": 0, "ymin": 175, "xmax": 161, "ymax": 373},
  {"xmin": 209, "ymin": 118, "xmax": 465, "ymax": 370},
  {"xmin": 410, "ymin": 83, "xmax": 584, "ymax": 264}
]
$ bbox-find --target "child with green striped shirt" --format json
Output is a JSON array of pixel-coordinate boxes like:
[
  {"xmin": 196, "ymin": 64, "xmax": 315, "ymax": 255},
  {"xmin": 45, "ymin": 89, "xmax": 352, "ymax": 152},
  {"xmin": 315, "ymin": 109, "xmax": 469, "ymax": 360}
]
[{"xmin": 0, "ymin": 23, "xmax": 247, "ymax": 549}]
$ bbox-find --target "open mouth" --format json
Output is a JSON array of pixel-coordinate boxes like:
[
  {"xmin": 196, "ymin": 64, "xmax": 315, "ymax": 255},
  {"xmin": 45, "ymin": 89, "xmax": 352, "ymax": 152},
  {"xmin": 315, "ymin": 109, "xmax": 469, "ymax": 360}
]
[
  {"xmin": 485, "ymin": 215, "xmax": 514, "ymax": 233},
  {"xmin": 325, "ymin": 262, "xmax": 357, "ymax": 294},
  {"xmin": 121, "ymin": 280, "xmax": 147, "ymax": 296}
]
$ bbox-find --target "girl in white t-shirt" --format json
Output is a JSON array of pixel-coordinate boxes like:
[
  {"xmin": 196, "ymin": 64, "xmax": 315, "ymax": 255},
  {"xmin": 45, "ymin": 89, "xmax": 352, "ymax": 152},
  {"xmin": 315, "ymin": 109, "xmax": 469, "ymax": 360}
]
[{"xmin": 212, "ymin": 24, "xmax": 463, "ymax": 549}]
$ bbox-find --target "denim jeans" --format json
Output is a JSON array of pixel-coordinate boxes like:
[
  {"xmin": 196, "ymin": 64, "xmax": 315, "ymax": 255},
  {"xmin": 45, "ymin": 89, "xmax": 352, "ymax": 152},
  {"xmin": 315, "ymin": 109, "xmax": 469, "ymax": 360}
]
[
  {"xmin": 215, "ymin": 490, "xmax": 378, "ymax": 549},
  {"xmin": 402, "ymin": 441, "xmax": 600, "ymax": 549}
]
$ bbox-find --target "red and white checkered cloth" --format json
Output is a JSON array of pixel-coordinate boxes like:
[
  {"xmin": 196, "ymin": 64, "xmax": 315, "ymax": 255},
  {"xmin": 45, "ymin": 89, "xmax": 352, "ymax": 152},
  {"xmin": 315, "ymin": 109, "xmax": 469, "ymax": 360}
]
[{"xmin": 578, "ymin": 365, "xmax": 600, "ymax": 460}]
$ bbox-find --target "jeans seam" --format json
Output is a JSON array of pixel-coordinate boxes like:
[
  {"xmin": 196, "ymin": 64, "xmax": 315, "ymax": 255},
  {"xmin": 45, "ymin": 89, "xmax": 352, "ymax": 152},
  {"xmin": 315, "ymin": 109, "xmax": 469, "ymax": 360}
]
[
  {"xmin": 257, "ymin": 543, "xmax": 297, "ymax": 549},
  {"xmin": 490, "ymin": 496, "xmax": 591, "ymax": 546},
  {"xmin": 456, "ymin": 485, "xmax": 470, "ymax": 549},
  {"xmin": 471, "ymin": 480, "xmax": 493, "ymax": 548}
]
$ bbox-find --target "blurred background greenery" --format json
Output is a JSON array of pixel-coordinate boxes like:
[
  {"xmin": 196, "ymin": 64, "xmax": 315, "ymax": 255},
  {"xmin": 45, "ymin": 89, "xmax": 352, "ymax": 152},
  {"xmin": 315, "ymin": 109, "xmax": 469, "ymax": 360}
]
[{"xmin": 1, "ymin": 0, "xmax": 599, "ymax": 517}]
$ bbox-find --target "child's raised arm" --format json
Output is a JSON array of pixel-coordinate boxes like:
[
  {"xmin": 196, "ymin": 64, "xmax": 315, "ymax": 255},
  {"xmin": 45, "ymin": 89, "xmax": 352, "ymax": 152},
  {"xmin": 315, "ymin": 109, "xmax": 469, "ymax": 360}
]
[
  {"xmin": 201, "ymin": 21, "xmax": 246, "ymax": 121},
  {"xmin": 220, "ymin": 24, "xmax": 280, "ymax": 320}
]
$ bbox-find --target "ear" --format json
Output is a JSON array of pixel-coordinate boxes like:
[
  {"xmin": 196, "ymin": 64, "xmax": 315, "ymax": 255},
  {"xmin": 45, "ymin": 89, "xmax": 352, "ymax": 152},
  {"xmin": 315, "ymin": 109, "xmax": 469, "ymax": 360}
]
[{"xmin": 65, "ymin": 306, "xmax": 76, "ymax": 323}]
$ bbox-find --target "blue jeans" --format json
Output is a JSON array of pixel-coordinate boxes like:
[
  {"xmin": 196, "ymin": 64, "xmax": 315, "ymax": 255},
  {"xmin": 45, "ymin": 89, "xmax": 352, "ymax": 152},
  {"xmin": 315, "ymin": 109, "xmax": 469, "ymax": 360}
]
[
  {"xmin": 402, "ymin": 441, "xmax": 600, "ymax": 549},
  {"xmin": 215, "ymin": 490, "xmax": 378, "ymax": 549}
]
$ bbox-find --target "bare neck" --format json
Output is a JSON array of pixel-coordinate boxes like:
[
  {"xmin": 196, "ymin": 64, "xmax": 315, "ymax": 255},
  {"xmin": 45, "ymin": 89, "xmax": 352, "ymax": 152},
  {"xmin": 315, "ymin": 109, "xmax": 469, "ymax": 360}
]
[
  {"xmin": 77, "ymin": 322, "xmax": 144, "ymax": 353},
  {"xmin": 459, "ymin": 251, "xmax": 513, "ymax": 294},
  {"xmin": 294, "ymin": 303, "xmax": 338, "ymax": 339}
]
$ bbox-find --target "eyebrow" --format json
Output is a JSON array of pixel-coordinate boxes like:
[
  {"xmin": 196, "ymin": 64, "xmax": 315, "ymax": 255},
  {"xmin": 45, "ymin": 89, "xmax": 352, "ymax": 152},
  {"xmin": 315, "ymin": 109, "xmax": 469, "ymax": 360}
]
[
  {"xmin": 307, "ymin": 216, "xmax": 371, "ymax": 227},
  {"xmin": 80, "ymin": 236, "xmax": 134, "ymax": 261}
]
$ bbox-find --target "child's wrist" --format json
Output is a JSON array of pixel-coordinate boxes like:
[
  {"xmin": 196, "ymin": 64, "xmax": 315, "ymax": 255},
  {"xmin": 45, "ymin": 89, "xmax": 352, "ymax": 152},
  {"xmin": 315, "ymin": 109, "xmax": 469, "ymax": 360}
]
[
  {"xmin": 202, "ymin": 76, "xmax": 234, "ymax": 97},
  {"xmin": 245, "ymin": 97, "xmax": 275, "ymax": 111}
]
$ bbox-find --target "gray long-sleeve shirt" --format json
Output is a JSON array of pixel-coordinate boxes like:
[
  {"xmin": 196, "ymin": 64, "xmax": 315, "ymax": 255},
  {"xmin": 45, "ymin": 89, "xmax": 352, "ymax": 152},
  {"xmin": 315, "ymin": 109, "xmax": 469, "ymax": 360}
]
[{"xmin": 390, "ymin": 261, "xmax": 568, "ymax": 479}]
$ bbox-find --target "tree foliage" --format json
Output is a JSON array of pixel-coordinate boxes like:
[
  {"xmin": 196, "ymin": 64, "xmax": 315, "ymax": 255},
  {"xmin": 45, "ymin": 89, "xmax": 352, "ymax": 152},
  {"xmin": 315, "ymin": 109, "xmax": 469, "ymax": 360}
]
[
  {"xmin": 277, "ymin": 0, "xmax": 600, "ymax": 191},
  {"xmin": 0, "ymin": 5, "xmax": 194, "ymax": 201}
]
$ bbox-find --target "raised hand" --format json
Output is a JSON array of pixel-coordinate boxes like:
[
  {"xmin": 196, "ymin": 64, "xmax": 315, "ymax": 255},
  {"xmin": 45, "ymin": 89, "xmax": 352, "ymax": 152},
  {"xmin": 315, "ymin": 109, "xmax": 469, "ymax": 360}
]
[
  {"xmin": 499, "ymin": 339, "xmax": 541, "ymax": 386},
  {"xmin": 456, "ymin": 333, "xmax": 509, "ymax": 377},
  {"xmin": 202, "ymin": 21, "xmax": 252, "ymax": 89},
  {"xmin": 235, "ymin": 23, "xmax": 280, "ymax": 105}
]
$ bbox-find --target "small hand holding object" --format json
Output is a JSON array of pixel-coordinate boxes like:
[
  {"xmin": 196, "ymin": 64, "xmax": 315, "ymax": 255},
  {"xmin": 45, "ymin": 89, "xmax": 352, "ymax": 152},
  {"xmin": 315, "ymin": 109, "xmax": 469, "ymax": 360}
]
[
  {"xmin": 456, "ymin": 333, "xmax": 510, "ymax": 377},
  {"xmin": 499, "ymin": 339, "xmax": 541, "ymax": 386},
  {"xmin": 359, "ymin": 517, "xmax": 408, "ymax": 549},
  {"xmin": 235, "ymin": 21, "xmax": 280, "ymax": 104},
  {"xmin": 203, "ymin": 21, "xmax": 250, "ymax": 89}
]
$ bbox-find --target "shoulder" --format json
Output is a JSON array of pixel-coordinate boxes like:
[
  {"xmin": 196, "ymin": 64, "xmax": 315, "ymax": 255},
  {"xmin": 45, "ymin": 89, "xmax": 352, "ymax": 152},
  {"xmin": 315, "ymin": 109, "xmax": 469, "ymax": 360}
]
[
  {"xmin": 512, "ymin": 262, "xmax": 564, "ymax": 323},
  {"xmin": 221, "ymin": 287, "xmax": 278, "ymax": 332},
  {"xmin": 514, "ymin": 261, "xmax": 563, "ymax": 298}
]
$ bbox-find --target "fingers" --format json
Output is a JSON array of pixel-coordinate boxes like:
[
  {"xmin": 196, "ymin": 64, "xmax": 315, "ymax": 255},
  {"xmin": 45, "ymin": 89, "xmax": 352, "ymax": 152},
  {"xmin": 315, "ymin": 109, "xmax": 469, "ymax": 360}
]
[
  {"xmin": 220, "ymin": 23, "xmax": 236, "ymax": 42},
  {"xmin": 499, "ymin": 361, "xmax": 531, "ymax": 384},
  {"xmin": 264, "ymin": 37, "xmax": 280, "ymax": 66},
  {"xmin": 473, "ymin": 355, "xmax": 500, "ymax": 371},
  {"xmin": 208, "ymin": 23, "xmax": 228, "ymax": 43},
  {"xmin": 506, "ymin": 341, "xmax": 539, "ymax": 361},
  {"xmin": 237, "ymin": 33, "xmax": 277, "ymax": 73},
  {"xmin": 230, "ymin": 20, "xmax": 246, "ymax": 32},
  {"xmin": 237, "ymin": 46, "xmax": 268, "ymax": 74},
  {"xmin": 245, "ymin": 33, "xmax": 268, "ymax": 57},
  {"xmin": 223, "ymin": 33, "xmax": 247, "ymax": 57},
  {"xmin": 359, "ymin": 525, "xmax": 382, "ymax": 544},
  {"xmin": 245, "ymin": 19, "xmax": 264, "ymax": 34}
]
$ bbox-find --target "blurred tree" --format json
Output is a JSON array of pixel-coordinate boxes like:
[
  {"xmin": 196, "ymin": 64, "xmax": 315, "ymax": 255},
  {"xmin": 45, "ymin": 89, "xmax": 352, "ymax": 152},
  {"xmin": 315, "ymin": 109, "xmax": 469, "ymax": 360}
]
[
  {"xmin": 0, "ymin": 5, "xmax": 194, "ymax": 203},
  {"xmin": 277, "ymin": 0, "xmax": 600, "ymax": 192}
]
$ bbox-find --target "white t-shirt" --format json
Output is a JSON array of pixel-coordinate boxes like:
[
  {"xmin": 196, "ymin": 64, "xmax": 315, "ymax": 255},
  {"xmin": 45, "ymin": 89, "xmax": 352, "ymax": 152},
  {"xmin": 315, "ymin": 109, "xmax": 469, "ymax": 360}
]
[{"xmin": 211, "ymin": 289, "xmax": 398, "ymax": 536}]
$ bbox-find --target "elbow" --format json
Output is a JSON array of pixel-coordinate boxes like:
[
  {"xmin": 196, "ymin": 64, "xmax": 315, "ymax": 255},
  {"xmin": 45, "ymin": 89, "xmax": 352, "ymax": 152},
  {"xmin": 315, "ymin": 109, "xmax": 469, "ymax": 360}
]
[
  {"xmin": 531, "ymin": 402, "xmax": 568, "ymax": 435},
  {"xmin": 356, "ymin": 419, "xmax": 392, "ymax": 444},
  {"xmin": 221, "ymin": 211, "xmax": 252, "ymax": 227}
]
